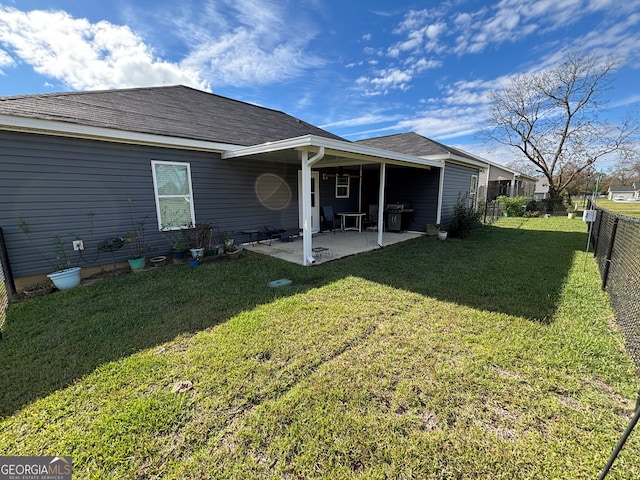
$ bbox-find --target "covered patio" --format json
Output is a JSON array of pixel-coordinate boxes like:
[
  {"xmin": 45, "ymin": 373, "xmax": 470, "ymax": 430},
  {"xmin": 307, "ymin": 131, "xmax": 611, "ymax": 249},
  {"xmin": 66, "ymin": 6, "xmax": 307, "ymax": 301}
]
[
  {"xmin": 243, "ymin": 230, "xmax": 423, "ymax": 265},
  {"xmin": 223, "ymin": 134, "xmax": 444, "ymax": 266}
]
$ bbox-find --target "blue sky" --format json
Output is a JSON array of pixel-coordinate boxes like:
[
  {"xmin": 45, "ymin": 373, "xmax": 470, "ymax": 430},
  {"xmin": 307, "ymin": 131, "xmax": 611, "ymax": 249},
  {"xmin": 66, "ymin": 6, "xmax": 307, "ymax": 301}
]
[{"xmin": 0, "ymin": 0, "xmax": 639, "ymax": 166}]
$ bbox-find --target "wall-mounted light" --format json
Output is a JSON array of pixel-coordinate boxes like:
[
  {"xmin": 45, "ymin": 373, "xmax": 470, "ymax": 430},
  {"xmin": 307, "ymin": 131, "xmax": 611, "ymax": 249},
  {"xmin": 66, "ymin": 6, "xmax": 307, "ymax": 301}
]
[{"xmin": 322, "ymin": 171, "xmax": 360, "ymax": 180}]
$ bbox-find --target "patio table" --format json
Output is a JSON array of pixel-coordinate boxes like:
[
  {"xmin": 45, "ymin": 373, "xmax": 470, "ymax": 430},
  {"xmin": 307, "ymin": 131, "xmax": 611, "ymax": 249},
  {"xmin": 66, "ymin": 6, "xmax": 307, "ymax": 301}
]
[{"xmin": 337, "ymin": 212, "xmax": 366, "ymax": 232}]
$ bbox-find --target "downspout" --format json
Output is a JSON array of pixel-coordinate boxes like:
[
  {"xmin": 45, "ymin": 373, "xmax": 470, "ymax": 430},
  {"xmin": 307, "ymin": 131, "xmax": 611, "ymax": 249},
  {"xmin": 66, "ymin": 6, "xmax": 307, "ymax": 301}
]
[
  {"xmin": 436, "ymin": 164, "xmax": 445, "ymax": 224},
  {"xmin": 301, "ymin": 147, "xmax": 325, "ymax": 265}
]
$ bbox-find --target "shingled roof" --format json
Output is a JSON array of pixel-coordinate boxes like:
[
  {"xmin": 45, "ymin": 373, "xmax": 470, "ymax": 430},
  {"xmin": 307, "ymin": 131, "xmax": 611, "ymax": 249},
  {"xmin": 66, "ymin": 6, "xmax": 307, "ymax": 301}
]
[
  {"xmin": 356, "ymin": 131, "xmax": 480, "ymax": 162},
  {"xmin": 0, "ymin": 85, "xmax": 344, "ymax": 146}
]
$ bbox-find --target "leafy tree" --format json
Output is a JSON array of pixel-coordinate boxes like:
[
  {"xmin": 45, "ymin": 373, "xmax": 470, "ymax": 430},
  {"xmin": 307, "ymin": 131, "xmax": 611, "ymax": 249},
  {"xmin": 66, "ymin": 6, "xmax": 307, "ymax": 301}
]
[{"xmin": 482, "ymin": 53, "xmax": 638, "ymax": 202}]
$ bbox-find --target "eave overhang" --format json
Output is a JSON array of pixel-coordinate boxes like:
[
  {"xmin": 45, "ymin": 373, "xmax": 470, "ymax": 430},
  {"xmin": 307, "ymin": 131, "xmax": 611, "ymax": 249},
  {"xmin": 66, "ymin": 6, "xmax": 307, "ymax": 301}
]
[
  {"xmin": 222, "ymin": 135, "xmax": 445, "ymax": 169},
  {"xmin": 0, "ymin": 114, "xmax": 238, "ymax": 152},
  {"xmin": 423, "ymin": 153, "xmax": 488, "ymax": 170}
]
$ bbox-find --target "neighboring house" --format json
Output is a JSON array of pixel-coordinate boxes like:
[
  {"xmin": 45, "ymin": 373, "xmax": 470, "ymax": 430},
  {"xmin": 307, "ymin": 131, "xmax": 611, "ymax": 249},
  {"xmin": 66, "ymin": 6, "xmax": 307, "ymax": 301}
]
[
  {"xmin": 1, "ymin": 85, "xmax": 450, "ymax": 285},
  {"xmin": 477, "ymin": 160, "xmax": 536, "ymax": 202},
  {"xmin": 356, "ymin": 132, "xmax": 487, "ymax": 227},
  {"xmin": 534, "ymin": 176, "xmax": 550, "ymax": 201},
  {"xmin": 607, "ymin": 184, "xmax": 639, "ymax": 201}
]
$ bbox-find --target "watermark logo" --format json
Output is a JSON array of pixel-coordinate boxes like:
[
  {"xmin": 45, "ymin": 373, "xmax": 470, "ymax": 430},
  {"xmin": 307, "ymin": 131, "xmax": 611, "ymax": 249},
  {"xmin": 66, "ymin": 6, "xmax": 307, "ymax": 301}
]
[{"xmin": 0, "ymin": 456, "xmax": 72, "ymax": 480}]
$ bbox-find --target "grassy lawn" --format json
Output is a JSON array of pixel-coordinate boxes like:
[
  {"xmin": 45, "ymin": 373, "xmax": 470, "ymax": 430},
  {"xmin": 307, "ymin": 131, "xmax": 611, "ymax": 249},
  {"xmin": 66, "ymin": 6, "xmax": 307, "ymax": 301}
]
[
  {"xmin": 591, "ymin": 199, "xmax": 640, "ymax": 219},
  {"xmin": 1, "ymin": 217, "xmax": 638, "ymax": 479}
]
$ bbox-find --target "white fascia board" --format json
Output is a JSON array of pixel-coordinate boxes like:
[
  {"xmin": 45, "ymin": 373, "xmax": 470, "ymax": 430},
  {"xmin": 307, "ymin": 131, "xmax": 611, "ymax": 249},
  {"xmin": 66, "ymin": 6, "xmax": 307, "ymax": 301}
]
[
  {"xmin": 425, "ymin": 153, "xmax": 487, "ymax": 169},
  {"xmin": 450, "ymin": 148, "xmax": 521, "ymax": 175},
  {"xmin": 222, "ymin": 134, "xmax": 444, "ymax": 168},
  {"xmin": 516, "ymin": 173, "xmax": 538, "ymax": 181},
  {"xmin": 0, "ymin": 114, "xmax": 238, "ymax": 152}
]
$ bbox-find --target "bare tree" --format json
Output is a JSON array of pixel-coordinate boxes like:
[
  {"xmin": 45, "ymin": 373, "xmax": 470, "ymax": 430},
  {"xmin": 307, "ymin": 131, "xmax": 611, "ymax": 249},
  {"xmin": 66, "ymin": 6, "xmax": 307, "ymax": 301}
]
[
  {"xmin": 609, "ymin": 155, "xmax": 640, "ymax": 186},
  {"xmin": 483, "ymin": 53, "xmax": 638, "ymax": 201}
]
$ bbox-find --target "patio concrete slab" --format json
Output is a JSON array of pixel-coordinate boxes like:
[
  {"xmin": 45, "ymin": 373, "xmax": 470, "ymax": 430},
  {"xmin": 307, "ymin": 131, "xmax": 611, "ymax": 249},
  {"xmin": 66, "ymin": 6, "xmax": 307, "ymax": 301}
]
[{"xmin": 243, "ymin": 230, "xmax": 423, "ymax": 265}]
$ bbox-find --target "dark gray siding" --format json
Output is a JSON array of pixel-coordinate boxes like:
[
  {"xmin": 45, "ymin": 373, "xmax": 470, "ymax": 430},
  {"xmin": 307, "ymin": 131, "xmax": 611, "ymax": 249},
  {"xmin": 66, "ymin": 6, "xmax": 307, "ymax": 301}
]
[
  {"xmin": 385, "ymin": 166, "xmax": 440, "ymax": 231},
  {"xmin": 1, "ymin": 131, "xmax": 300, "ymax": 277},
  {"xmin": 317, "ymin": 173, "xmax": 361, "ymax": 214},
  {"xmin": 315, "ymin": 166, "xmax": 440, "ymax": 232},
  {"xmin": 441, "ymin": 162, "xmax": 479, "ymax": 227}
]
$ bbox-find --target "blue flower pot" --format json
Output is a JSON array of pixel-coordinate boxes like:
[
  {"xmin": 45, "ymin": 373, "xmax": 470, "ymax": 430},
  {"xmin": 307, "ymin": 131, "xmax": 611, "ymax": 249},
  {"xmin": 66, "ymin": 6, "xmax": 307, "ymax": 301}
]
[
  {"xmin": 128, "ymin": 257, "xmax": 146, "ymax": 272},
  {"xmin": 47, "ymin": 266, "xmax": 81, "ymax": 290}
]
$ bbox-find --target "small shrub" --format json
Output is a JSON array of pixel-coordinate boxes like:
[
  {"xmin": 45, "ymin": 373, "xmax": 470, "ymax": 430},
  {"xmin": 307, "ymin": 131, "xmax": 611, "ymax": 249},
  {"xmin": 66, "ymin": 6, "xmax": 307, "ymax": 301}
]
[
  {"xmin": 449, "ymin": 197, "xmax": 482, "ymax": 238},
  {"xmin": 499, "ymin": 196, "xmax": 530, "ymax": 217},
  {"xmin": 525, "ymin": 199, "xmax": 539, "ymax": 212}
]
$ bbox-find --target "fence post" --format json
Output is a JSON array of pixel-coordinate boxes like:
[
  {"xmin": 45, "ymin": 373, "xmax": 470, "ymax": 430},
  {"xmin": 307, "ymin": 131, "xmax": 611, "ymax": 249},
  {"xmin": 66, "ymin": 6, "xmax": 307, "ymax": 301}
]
[
  {"xmin": 593, "ymin": 209, "xmax": 603, "ymax": 257},
  {"xmin": 0, "ymin": 227, "xmax": 16, "ymax": 296},
  {"xmin": 601, "ymin": 217, "xmax": 619, "ymax": 291}
]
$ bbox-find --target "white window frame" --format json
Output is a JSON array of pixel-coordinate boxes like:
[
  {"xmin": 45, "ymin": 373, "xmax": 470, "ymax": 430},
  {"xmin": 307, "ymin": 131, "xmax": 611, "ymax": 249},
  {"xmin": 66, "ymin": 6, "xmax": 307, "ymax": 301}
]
[
  {"xmin": 151, "ymin": 160, "xmax": 196, "ymax": 230},
  {"xmin": 335, "ymin": 176, "xmax": 350, "ymax": 198},
  {"xmin": 469, "ymin": 174, "xmax": 478, "ymax": 207}
]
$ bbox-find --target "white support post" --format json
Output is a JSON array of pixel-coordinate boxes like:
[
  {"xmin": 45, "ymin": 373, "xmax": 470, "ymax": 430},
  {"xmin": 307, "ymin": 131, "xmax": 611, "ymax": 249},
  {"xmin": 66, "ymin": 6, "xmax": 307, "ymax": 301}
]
[
  {"xmin": 436, "ymin": 164, "xmax": 445, "ymax": 224},
  {"xmin": 377, "ymin": 162, "xmax": 386, "ymax": 246},
  {"xmin": 300, "ymin": 147, "xmax": 325, "ymax": 265},
  {"xmin": 301, "ymin": 151, "xmax": 313, "ymax": 265}
]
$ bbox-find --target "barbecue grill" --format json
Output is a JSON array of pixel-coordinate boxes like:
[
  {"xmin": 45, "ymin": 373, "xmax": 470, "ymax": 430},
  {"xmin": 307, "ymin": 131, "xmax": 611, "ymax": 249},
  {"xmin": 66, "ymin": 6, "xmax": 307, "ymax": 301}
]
[{"xmin": 384, "ymin": 203, "xmax": 414, "ymax": 232}]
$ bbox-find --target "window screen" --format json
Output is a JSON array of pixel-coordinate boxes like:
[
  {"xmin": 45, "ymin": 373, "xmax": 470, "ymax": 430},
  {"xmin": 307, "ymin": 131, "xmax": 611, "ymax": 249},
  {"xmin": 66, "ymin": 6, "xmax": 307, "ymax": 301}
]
[{"xmin": 151, "ymin": 161, "xmax": 195, "ymax": 229}]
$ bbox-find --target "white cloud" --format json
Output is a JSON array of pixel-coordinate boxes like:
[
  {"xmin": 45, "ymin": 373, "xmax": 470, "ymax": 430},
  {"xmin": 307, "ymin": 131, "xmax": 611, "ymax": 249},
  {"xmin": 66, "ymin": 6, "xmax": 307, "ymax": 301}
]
[
  {"xmin": 355, "ymin": 69, "xmax": 411, "ymax": 97},
  {"xmin": 321, "ymin": 113, "xmax": 403, "ymax": 129},
  {"xmin": 152, "ymin": 0, "xmax": 326, "ymax": 87},
  {"xmin": 394, "ymin": 102, "xmax": 491, "ymax": 140},
  {"xmin": 0, "ymin": 1, "xmax": 326, "ymax": 92},
  {"xmin": 0, "ymin": 6, "xmax": 208, "ymax": 91},
  {"xmin": 0, "ymin": 48, "xmax": 14, "ymax": 74},
  {"xmin": 355, "ymin": 0, "xmax": 640, "ymax": 104}
]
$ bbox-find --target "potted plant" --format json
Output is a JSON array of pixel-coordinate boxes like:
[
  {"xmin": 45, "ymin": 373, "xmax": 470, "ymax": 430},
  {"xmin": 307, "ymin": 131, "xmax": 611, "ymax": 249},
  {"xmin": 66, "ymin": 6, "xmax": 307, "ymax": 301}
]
[
  {"xmin": 566, "ymin": 204, "xmax": 577, "ymax": 219},
  {"xmin": 184, "ymin": 222, "xmax": 211, "ymax": 260},
  {"xmin": 17, "ymin": 215, "xmax": 83, "ymax": 290},
  {"xmin": 426, "ymin": 223, "xmax": 440, "ymax": 236},
  {"xmin": 23, "ymin": 280, "xmax": 54, "ymax": 298},
  {"xmin": 223, "ymin": 234, "xmax": 241, "ymax": 260},
  {"xmin": 125, "ymin": 219, "xmax": 151, "ymax": 272},
  {"xmin": 436, "ymin": 224, "xmax": 448, "ymax": 241},
  {"xmin": 225, "ymin": 243, "xmax": 241, "ymax": 260},
  {"xmin": 163, "ymin": 232, "xmax": 188, "ymax": 264}
]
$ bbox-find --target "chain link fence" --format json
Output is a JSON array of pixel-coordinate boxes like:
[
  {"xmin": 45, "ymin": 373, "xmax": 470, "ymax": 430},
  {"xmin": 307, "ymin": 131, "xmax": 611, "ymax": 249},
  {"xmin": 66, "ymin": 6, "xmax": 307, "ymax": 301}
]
[
  {"xmin": 480, "ymin": 200, "xmax": 503, "ymax": 223},
  {"xmin": 0, "ymin": 227, "xmax": 16, "ymax": 340},
  {"xmin": 589, "ymin": 205, "xmax": 640, "ymax": 368}
]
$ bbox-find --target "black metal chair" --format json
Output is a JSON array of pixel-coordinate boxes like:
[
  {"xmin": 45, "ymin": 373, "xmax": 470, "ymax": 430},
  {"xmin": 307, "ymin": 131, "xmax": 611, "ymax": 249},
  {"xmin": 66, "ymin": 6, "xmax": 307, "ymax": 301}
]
[{"xmin": 321, "ymin": 206, "xmax": 342, "ymax": 234}]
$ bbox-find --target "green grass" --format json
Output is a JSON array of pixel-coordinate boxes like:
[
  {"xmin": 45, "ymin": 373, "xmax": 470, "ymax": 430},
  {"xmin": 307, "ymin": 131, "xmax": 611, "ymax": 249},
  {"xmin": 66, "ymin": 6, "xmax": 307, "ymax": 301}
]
[
  {"xmin": 592, "ymin": 199, "xmax": 640, "ymax": 218},
  {"xmin": 1, "ymin": 217, "xmax": 638, "ymax": 479}
]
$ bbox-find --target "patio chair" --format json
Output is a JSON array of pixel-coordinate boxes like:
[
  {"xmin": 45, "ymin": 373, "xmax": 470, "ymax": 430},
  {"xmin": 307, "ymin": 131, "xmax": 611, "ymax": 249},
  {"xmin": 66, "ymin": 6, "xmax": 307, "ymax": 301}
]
[
  {"xmin": 258, "ymin": 226, "xmax": 286, "ymax": 246},
  {"xmin": 321, "ymin": 206, "xmax": 342, "ymax": 234}
]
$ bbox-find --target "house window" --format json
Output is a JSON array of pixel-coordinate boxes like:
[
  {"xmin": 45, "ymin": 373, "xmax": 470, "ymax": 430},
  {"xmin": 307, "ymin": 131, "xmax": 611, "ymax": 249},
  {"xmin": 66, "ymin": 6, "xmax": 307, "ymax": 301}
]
[
  {"xmin": 336, "ymin": 176, "xmax": 350, "ymax": 198},
  {"xmin": 469, "ymin": 175, "xmax": 478, "ymax": 207},
  {"xmin": 151, "ymin": 160, "xmax": 195, "ymax": 229}
]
